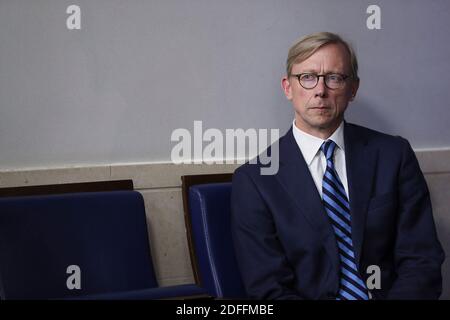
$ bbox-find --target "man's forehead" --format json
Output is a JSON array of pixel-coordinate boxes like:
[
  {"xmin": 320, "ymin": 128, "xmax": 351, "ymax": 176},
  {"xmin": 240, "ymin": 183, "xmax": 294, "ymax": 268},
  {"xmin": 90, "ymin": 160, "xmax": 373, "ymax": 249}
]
[{"xmin": 292, "ymin": 44, "xmax": 350, "ymax": 73}]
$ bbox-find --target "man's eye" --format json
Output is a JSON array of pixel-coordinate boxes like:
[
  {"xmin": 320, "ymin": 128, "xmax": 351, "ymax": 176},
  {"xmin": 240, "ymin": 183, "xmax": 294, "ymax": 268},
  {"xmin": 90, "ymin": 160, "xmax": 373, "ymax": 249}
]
[
  {"xmin": 301, "ymin": 74, "xmax": 316, "ymax": 81},
  {"xmin": 328, "ymin": 74, "xmax": 342, "ymax": 82}
]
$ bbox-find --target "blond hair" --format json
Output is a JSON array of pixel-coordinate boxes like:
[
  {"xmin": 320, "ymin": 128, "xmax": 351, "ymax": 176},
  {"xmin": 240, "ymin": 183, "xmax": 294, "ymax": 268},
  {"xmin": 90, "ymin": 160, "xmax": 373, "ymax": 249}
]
[{"xmin": 286, "ymin": 32, "xmax": 359, "ymax": 80}]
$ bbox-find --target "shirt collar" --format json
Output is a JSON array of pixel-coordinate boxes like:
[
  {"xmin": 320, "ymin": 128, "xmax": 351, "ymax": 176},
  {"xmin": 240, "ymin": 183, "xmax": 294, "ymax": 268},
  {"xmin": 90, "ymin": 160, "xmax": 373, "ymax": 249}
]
[{"xmin": 292, "ymin": 119, "xmax": 345, "ymax": 166}]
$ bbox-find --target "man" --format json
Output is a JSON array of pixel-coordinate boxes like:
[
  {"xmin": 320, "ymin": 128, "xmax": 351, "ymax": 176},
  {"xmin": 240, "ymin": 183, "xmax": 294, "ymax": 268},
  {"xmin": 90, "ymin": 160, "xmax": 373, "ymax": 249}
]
[{"xmin": 231, "ymin": 32, "xmax": 444, "ymax": 300}]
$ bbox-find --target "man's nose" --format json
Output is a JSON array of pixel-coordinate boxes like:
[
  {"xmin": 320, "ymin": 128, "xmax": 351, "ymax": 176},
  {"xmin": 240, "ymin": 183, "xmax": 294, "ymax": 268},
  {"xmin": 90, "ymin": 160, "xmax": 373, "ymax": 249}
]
[{"xmin": 314, "ymin": 76, "xmax": 327, "ymax": 97}]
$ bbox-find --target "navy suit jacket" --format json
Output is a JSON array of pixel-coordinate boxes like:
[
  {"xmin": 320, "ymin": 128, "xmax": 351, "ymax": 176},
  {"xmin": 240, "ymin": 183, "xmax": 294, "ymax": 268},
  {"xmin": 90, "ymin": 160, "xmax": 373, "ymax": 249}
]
[{"xmin": 231, "ymin": 122, "xmax": 444, "ymax": 300}]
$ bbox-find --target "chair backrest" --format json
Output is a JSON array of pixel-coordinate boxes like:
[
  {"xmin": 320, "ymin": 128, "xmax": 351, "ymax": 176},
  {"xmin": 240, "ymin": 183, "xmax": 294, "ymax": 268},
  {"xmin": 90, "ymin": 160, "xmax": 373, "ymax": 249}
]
[
  {"xmin": 188, "ymin": 182, "xmax": 247, "ymax": 298},
  {"xmin": 0, "ymin": 180, "xmax": 134, "ymax": 198},
  {"xmin": 0, "ymin": 190, "xmax": 157, "ymax": 299}
]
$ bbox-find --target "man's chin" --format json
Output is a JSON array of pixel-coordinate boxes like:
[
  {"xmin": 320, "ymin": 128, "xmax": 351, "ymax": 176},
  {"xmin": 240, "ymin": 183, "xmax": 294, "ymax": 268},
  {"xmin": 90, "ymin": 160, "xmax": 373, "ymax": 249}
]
[
  {"xmin": 310, "ymin": 118, "xmax": 335, "ymax": 129},
  {"xmin": 309, "ymin": 119, "xmax": 342, "ymax": 132}
]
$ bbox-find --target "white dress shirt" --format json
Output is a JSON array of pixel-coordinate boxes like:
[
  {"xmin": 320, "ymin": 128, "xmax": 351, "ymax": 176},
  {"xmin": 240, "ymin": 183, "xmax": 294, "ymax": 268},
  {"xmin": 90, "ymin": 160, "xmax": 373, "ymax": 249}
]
[{"xmin": 292, "ymin": 120, "xmax": 349, "ymax": 200}]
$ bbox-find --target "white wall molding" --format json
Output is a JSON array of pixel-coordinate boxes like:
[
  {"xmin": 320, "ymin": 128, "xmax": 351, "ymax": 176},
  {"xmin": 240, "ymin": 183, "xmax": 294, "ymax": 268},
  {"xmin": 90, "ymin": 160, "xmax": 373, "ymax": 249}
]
[{"xmin": 1, "ymin": 149, "xmax": 449, "ymax": 188}]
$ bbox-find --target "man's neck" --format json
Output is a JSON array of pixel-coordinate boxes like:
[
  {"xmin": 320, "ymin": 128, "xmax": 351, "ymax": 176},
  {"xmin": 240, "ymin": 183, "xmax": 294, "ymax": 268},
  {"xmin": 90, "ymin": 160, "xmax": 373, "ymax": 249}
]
[{"xmin": 294, "ymin": 119, "xmax": 343, "ymax": 140}]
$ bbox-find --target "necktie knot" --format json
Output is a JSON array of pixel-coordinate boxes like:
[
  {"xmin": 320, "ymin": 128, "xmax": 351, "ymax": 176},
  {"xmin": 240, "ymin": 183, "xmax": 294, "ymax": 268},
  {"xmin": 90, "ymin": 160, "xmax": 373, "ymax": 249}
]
[{"xmin": 320, "ymin": 140, "xmax": 337, "ymax": 162}]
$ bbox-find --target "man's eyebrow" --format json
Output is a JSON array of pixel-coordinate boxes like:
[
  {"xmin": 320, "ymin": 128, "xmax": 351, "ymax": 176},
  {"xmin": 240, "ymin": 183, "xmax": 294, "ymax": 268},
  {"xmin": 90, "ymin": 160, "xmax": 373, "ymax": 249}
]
[
  {"xmin": 297, "ymin": 69, "xmax": 318, "ymax": 73},
  {"xmin": 297, "ymin": 70, "xmax": 347, "ymax": 74}
]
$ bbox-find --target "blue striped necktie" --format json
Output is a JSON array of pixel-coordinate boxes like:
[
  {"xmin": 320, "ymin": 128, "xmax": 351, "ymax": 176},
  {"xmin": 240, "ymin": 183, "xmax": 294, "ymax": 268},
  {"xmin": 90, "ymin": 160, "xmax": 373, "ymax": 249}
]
[{"xmin": 320, "ymin": 140, "xmax": 369, "ymax": 300}]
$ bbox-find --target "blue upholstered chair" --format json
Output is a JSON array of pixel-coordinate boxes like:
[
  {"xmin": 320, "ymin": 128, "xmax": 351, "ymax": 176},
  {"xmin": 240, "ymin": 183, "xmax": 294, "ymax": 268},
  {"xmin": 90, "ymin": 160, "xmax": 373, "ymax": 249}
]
[
  {"xmin": 0, "ymin": 190, "xmax": 204, "ymax": 300},
  {"xmin": 188, "ymin": 182, "xmax": 247, "ymax": 298}
]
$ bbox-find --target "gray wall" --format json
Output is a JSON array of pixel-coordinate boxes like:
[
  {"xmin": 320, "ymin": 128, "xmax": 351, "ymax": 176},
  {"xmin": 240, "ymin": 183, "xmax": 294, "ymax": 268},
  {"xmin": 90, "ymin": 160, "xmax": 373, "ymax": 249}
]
[{"xmin": 1, "ymin": 0, "xmax": 450, "ymax": 169}]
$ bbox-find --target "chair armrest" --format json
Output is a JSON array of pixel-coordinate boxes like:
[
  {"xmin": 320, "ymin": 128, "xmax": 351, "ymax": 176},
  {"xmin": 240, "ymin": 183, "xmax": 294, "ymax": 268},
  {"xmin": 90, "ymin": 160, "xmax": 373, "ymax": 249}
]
[{"xmin": 63, "ymin": 284, "xmax": 209, "ymax": 300}]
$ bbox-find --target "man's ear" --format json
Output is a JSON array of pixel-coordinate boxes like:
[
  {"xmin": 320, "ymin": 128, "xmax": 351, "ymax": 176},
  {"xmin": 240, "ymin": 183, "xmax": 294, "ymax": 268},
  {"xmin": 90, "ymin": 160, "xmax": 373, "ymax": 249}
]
[
  {"xmin": 281, "ymin": 76, "xmax": 293, "ymax": 100},
  {"xmin": 349, "ymin": 78, "xmax": 360, "ymax": 101}
]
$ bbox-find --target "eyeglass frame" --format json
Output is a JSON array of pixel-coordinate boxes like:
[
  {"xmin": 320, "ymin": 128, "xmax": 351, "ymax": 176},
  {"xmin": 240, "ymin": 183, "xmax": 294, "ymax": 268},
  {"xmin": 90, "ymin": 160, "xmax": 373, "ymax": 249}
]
[{"xmin": 291, "ymin": 72, "xmax": 353, "ymax": 90}]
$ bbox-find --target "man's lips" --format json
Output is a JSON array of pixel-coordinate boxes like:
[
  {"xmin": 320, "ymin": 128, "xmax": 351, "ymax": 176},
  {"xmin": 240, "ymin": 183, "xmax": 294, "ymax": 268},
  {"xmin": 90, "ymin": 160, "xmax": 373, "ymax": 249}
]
[{"xmin": 310, "ymin": 106, "xmax": 330, "ymax": 109}]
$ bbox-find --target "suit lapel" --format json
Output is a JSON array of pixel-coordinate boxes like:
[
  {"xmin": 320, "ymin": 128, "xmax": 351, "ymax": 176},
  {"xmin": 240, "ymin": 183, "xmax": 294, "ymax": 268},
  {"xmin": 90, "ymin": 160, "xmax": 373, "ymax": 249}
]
[
  {"xmin": 344, "ymin": 122, "xmax": 377, "ymax": 268},
  {"xmin": 276, "ymin": 128, "xmax": 340, "ymax": 272}
]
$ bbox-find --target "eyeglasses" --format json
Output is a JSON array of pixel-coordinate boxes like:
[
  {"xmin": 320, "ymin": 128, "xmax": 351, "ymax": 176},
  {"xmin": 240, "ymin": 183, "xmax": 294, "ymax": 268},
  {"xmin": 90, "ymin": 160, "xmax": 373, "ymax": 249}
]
[{"xmin": 291, "ymin": 73, "xmax": 351, "ymax": 90}]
